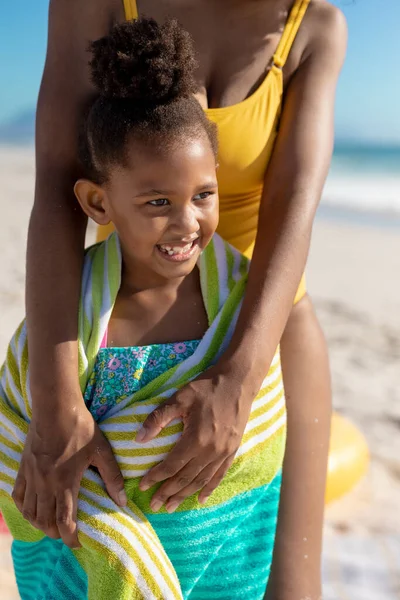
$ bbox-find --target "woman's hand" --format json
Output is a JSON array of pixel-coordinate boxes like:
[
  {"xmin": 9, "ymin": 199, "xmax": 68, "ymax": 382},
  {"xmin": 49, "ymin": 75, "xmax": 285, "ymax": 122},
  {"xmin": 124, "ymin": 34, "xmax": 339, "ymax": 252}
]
[
  {"xmin": 136, "ymin": 362, "xmax": 257, "ymax": 512},
  {"xmin": 12, "ymin": 400, "xmax": 127, "ymax": 549}
]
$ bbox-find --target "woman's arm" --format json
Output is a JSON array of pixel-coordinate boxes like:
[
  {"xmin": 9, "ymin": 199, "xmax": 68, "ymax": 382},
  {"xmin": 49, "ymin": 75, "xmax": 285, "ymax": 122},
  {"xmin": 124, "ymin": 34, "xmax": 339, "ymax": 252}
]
[
  {"xmin": 28, "ymin": 0, "xmax": 111, "ymax": 407},
  {"xmin": 226, "ymin": 3, "xmax": 347, "ymax": 388},
  {"xmin": 136, "ymin": 3, "xmax": 347, "ymax": 526},
  {"xmin": 12, "ymin": 0, "xmax": 127, "ymax": 549}
]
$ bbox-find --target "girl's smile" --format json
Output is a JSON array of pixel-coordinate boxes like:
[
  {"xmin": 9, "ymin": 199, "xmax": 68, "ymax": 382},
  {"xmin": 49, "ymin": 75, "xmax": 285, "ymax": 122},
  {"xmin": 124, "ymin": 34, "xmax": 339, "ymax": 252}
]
[{"xmin": 156, "ymin": 237, "xmax": 200, "ymax": 261}]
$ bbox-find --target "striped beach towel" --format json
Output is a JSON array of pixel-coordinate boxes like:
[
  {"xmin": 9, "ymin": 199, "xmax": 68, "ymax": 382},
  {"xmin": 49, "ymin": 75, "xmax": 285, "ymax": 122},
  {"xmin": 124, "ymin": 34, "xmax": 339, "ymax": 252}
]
[{"xmin": 0, "ymin": 233, "xmax": 286, "ymax": 599}]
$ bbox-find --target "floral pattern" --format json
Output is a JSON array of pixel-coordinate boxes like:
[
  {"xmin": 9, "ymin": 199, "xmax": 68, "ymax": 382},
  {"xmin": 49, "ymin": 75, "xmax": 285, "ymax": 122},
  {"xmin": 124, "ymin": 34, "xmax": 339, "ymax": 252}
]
[{"xmin": 84, "ymin": 340, "xmax": 200, "ymax": 421}]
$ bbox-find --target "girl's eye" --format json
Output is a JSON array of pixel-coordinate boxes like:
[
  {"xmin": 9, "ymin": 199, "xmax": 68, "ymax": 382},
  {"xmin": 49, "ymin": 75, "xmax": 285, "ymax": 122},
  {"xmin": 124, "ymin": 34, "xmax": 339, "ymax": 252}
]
[
  {"xmin": 148, "ymin": 198, "xmax": 169, "ymax": 207},
  {"xmin": 193, "ymin": 191, "xmax": 213, "ymax": 201}
]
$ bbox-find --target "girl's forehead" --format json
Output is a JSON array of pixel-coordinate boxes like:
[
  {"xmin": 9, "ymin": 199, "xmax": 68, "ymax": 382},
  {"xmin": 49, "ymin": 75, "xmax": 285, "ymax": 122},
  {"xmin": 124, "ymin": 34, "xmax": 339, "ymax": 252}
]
[
  {"xmin": 126, "ymin": 135, "xmax": 215, "ymax": 165},
  {"xmin": 113, "ymin": 138, "xmax": 217, "ymax": 189}
]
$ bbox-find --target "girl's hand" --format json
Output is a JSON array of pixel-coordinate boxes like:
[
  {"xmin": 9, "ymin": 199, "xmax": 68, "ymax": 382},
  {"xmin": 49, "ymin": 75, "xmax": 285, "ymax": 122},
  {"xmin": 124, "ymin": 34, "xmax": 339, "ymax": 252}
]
[
  {"xmin": 12, "ymin": 400, "xmax": 127, "ymax": 549},
  {"xmin": 136, "ymin": 363, "xmax": 256, "ymax": 512}
]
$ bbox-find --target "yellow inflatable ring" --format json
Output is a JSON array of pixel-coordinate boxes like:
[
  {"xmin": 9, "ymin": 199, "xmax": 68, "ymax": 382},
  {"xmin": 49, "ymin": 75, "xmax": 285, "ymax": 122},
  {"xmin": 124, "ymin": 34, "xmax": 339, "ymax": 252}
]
[{"xmin": 326, "ymin": 412, "xmax": 369, "ymax": 503}]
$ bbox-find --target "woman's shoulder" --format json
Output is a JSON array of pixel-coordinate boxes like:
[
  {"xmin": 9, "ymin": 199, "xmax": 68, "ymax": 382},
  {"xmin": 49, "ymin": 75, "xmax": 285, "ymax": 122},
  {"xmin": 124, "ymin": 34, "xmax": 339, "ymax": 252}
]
[
  {"xmin": 283, "ymin": 0, "xmax": 347, "ymax": 84},
  {"xmin": 302, "ymin": 1, "xmax": 348, "ymax": 60}
]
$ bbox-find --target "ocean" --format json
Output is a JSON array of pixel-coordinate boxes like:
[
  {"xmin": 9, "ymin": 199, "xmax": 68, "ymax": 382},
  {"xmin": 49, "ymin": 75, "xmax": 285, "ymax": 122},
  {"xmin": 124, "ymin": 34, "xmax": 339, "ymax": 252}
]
[
  {"xmin": 320, "ymin": 144, "xmax": 400, "ymax": 227},
  {"xmin": 1, "ymin": 142, "xmax": 399, "ymax": 228}
]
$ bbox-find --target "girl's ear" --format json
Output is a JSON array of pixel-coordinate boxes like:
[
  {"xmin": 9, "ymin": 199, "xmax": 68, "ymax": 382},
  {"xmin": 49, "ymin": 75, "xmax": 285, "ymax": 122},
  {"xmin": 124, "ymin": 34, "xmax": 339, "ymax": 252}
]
[{"xmin": 74, "ymin": 179, "xmax": 111, "ymax": 226}]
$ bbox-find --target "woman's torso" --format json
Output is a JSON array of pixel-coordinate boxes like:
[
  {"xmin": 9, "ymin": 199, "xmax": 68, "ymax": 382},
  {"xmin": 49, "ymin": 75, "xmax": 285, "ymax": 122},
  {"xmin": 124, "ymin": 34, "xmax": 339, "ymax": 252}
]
[{"xmin": 117, "ymin": 0, "xmax": 311, "ymax": 256}]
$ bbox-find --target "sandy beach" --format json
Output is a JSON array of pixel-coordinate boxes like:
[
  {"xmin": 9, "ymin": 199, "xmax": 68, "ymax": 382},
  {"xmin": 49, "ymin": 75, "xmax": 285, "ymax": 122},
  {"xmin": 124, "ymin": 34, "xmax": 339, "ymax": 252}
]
[{"xmin": 1, "ymin": 146, "xmax": 399, "ymax": 599}]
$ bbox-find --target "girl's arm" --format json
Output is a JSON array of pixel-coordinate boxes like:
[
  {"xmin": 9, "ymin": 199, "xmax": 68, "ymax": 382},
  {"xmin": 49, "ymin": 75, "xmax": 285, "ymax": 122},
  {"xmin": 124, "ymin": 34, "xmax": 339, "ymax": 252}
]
[
  {"xmin": 137, "ymin": 3, "xmax": 347, "ymax": 536},
  {"xmin": 12, "ymin": 0, "xmax": 126, "ymax": 549}
]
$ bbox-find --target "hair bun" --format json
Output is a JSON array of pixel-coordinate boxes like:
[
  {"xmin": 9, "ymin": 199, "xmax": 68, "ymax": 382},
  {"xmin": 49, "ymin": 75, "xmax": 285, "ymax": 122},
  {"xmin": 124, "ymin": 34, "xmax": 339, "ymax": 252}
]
[{"xmin": 89, "ymin": 17, "xmax": 198, "ymax": 105}]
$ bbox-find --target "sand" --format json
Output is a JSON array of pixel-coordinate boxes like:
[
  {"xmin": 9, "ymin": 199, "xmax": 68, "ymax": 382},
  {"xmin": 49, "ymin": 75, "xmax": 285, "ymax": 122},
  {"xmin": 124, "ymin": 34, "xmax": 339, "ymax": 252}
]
[{"xmin": 0, "ymin": 146, "xmax": 399, "ymax": 599}]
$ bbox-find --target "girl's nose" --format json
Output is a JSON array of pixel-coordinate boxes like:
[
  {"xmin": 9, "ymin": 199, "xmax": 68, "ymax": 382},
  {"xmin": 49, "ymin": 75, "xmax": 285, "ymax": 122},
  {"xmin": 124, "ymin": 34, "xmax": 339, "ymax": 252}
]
[{"xmin": 171, "ymin": 204, "xmax": 199, "ymax": 235}]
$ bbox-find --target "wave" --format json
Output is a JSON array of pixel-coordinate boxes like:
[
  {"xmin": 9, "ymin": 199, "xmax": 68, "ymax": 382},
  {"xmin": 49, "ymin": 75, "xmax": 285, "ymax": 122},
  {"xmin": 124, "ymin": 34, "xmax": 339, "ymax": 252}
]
[{"xmin": 322, "ymin": 172, "xmax": 400, "ymax": 215}]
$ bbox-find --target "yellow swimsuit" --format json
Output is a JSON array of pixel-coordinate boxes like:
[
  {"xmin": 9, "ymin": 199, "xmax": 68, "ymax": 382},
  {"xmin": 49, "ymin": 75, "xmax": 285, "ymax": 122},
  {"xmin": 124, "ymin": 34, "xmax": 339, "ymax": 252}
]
[{"xmin": 98, "ymin": 0, "xmax": 309, "ymax": 303}]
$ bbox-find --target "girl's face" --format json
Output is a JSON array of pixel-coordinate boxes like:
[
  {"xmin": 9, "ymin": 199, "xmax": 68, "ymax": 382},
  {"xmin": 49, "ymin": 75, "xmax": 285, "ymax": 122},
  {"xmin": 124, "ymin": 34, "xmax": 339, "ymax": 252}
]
[{"xmin": 75, "ymin": 134, "xmax": 219, "ymax": 288}]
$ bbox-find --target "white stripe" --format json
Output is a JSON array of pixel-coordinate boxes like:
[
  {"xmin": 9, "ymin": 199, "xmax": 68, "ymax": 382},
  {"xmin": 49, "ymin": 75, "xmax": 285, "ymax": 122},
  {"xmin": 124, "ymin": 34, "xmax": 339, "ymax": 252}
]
[
  {"xmin": 0, "ymin": 414, "xmax": 26, "ymax": 445},
  {"xmin": 0, "ymin": 439, "xmax": 21, "ymax": 463},
  {"xmin": 216, "ymin": 303, "xmax": 241, "ymax": 359},
  {"xmin": 16, "ymin": 324, "xmax": 27, "ymax": 364},
  {"xmin": 0, "ymin": 461, "xmax": 18, "ymax": 482},
  {"xmin": 232, "ymin": 246, "xmax": 243, "ymax": 283},
  {"xmin": 79, "ymin": 496, "xmax": 180, "ymax": 600},
  {"xmin": 101, "ymin": 416, "xmax": 181, "ymax": 433},
  {"xmin": 251, "ymin": 379, "xmax": 284, "ymax": 415},
  {"xmin": 110, "ymin": 432, "xmax": 181, "ymax": 450},
  {"xmin": 106, "ymin": 403, "xmax": 161, "ymax": 417},
  {"xmin": 10, "ymin": 333, "xmax": 20, "ymax": 364},
  {"xmin": 82, "ymin": 473, "xmax": 180, "ymax": 592},
  {"xmin": 82, "ymin": 253, "xmax": 94, "ymax": 326},
  {"xmin": 25, "ymin": 372, "xmax": 33, "ymax": 419},
  {"xmin": 5, "ymin": 335, "xmax": 28, "ymax": 415},
  {"xmin": 0, "ymin": 480, "xmax": 13, "ymax": 496},
  {"xmin": 78, "ymin": 515, "xmax": 159, "ymax": 600},
  {"xmin": 246, "ymin": 395, "xmax": 285, "ymax": 435},
  {"xmin": 116, "ymin": 453, "xmax": 165, "ymax": 466},
  {"xmin": 120, "ymin": 467, "xmax": 148, "ymax": 477},
  {"xmin": 236, "ymin": 414, "xmax": 286, "ymax": 459},
  {"xmin": 0, "ymin": 367, "xmax": 7, "ymax": 395},
  {"xmin": 97, "ymin": 236, "xmax": 114, "ymax": 346},
  {"xmin": 262, "ymin": 362, "xmax": 282, "ymax": 387},
  {"xmin": 3, "ymin": 365, "xmax": 25, "ymax": 415},
  {"xmin": 0, "ymin": 422, "xmax": 22, "ymax": 448}
]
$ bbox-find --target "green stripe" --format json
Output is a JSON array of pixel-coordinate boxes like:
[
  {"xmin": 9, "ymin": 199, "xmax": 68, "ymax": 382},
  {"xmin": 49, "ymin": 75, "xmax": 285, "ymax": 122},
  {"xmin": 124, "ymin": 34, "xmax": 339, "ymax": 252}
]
[
  {"xmin": 204, "ymin": 239, "xmax": 220, "ymax": 321},
  {"xmin": 224, "ymin": 240, "xmax": 236, "ymax": 293}
]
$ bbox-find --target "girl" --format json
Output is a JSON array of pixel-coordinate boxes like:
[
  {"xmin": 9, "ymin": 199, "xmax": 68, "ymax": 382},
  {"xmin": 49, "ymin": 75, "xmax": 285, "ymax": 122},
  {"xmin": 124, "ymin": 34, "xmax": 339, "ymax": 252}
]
[
  {"xmin": 20, "ymin": 1, "xmax": 346, "ymax": 598},
  {"xmin": 1, "ymin": 19, "xmax": 286, "ymax": 600}
]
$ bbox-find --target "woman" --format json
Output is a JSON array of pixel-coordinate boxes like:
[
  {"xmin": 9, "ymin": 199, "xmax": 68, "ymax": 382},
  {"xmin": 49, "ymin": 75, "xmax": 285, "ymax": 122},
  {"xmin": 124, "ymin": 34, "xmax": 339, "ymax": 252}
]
[{"xmin": 20, "ymin": 0, "xmax": 346, "ymax": 597}]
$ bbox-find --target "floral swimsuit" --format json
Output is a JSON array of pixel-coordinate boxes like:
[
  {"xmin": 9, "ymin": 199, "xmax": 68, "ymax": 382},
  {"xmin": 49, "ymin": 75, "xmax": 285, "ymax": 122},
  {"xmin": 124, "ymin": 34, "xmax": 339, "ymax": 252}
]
[{"xmin": 84, "ymin": 332, "xmax": 200, "ymax": 419}]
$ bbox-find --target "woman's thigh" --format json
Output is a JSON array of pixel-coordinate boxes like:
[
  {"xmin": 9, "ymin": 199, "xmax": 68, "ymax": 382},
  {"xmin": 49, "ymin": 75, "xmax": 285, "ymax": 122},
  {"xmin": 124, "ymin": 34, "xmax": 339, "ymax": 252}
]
[{"xmin": 281, "ymin": 293, "xmax": 330, "ymax": 399}]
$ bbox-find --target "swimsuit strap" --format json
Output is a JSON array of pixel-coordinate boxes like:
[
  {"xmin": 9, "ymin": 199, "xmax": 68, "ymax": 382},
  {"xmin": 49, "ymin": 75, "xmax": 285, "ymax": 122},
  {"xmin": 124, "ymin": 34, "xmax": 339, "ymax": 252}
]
[
  {"xmin": 123, "ymin": 0, "xmax": 138, "ymax": 20},
  {"xmin": 273, "ymin": 0, "xmax": 311, "ymax": 69}
]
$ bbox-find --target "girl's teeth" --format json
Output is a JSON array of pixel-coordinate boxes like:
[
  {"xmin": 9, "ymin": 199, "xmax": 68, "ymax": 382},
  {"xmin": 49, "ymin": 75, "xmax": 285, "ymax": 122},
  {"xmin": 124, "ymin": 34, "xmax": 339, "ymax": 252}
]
[{"xmin": 159, "ymin": 242, "xmax": 193, "ymax": 256}]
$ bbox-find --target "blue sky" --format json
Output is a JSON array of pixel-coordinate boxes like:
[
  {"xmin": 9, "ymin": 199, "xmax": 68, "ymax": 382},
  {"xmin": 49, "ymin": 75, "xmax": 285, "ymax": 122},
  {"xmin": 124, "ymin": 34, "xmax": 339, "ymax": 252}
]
[{"xmin": 0, "ymin": 0, "xmax": 399, "ymax": 145}]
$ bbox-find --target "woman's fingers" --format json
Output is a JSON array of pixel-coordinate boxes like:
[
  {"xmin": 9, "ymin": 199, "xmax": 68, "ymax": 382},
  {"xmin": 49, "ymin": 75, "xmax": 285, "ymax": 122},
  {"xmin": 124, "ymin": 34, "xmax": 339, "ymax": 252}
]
[
  {"xmin": 148, "ymin": 457, "xmax": 203, "ymax": 511},
  {"xmin": 56, "ymin": 488, "xmax": 80, "ymax": 549},
  {"xmin": 198, "ymin": 454, "xmax": 236, "ymax": 504},
  {"xmin": 139, "ymin": 431, "xmax": 195, "ymax": 492},
  {"xmin": 163, "ymin": 460, "xmax": 224, "ymax": 512},
  {"xmin": 136, "ymin": 400, "xmax": 180, "ymax": 443},
  {"xmin": 12, "ymin": 470, "xmax": 26, "ymax": 512},
  {"xmin": 92, "ymin": 435, "xmax": 127, "ymax": 507},
  {"xmin": 35, "ymin": 494, "xmax": 60, "ymax": 539},
  {"xmin": 21, "ymin": 480, "xmax": 37, "ymax": 524}
]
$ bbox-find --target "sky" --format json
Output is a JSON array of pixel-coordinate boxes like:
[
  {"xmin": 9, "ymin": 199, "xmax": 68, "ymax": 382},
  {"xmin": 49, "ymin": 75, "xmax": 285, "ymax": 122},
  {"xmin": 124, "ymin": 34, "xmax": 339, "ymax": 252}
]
[{"xmin": 0, "ymin": 0, "xmax": 399, "ymax": 145}]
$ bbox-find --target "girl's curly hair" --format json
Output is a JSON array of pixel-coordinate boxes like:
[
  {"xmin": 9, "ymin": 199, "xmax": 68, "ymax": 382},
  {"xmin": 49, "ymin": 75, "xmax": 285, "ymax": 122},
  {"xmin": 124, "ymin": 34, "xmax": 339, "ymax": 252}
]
[{"xmin": 79, "ymin": 18, "xmax": 217, "ymax": 182}]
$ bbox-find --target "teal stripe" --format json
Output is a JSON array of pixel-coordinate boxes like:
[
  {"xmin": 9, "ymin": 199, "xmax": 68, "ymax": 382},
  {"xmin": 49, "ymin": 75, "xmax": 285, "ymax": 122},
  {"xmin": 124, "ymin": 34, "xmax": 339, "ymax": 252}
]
[
  {"xmin": 59, "ymin": 552, "xmax": 88, "ymax": 596},
  {"xmin": 147, "ymin": 473, "xmax": 281, "ymax": 599},
  {"xmin": 12, "ymin": 537, "xmax": 87, "ymax": 600},
  {"xmin": 157, "ymin": 511, "xmax": 277, "ymax": 554},
  {"xmin": 192, "ymin": 580, "xmax": 267, "ymax": 600},
  {"xmin": 50, "ymin": 571, "xmax": 85, "ymax": 600}
]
